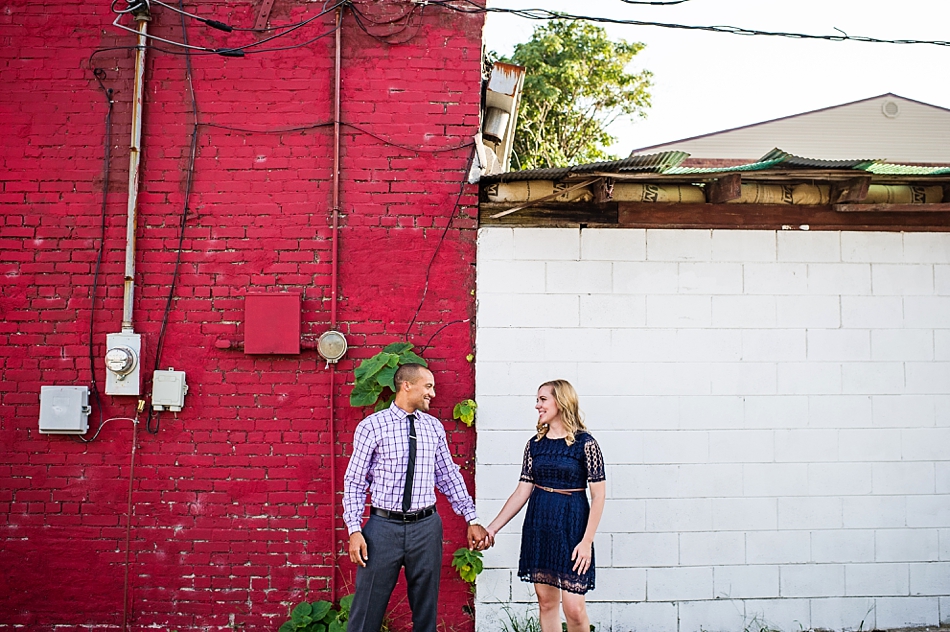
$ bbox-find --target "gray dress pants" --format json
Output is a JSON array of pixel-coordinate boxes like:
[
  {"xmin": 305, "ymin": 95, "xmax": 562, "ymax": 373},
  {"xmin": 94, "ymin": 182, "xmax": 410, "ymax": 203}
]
[{"xmin": 347, "ymin": 511, "xmax": 443, "ymax": 632}]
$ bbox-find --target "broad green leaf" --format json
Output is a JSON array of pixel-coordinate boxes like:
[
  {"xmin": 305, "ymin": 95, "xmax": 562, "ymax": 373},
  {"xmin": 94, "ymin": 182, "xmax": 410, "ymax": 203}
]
[
  {"xmin": 279, "ymin": 622, "xmax": 296, "ymax": 632},
  {"xmin": 291, "ymin": 602, "xmax": 313, "ymax": 623},
  {"xmin": 374, "ymin": 394, "xmax": 395, "ymax": 412},
  {"xmin": 311, "ymin": 601, "xmax": 332, "ymax": 621},
  {"xmin": 339, "ymin": 593, "xmax": 354, "ymax": 612},
  {"xmin": 376, "ymin": 365, "xmax": 397, "ymax": 390},
  {"xmin": 354, "ymin": 353, "xmax": 391, "ymax": 382},
  {"xmin": 349, "ymin": 381, "xmax": 383, "ymax": 407},
  {"xmin": 329, "ymin": 619, "xmax": 346, "ymax": 632},
  {"xmin": 382, "ymin": 342, "xmax": 414, "ymax": 354},
  {"xmin": 397, "ymin": 350, "xmax": 427, "ymax": 366}
]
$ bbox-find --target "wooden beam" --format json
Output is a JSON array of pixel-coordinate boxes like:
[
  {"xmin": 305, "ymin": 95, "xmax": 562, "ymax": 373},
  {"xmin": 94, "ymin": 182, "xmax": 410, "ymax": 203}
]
[
  {"xmin": 830, "ymin": 176, "xmax": 872, "ymax": 204},
  {"xmin": 834, "ymin": 203, "xmax": 950, "ymax": 213},
  {"xmin": 705, "ymin": 174, "xmax": 742, "ymax": 204},
  {"xmin": 481, "ymin": 202, "xmax": 618, "ymax": 226},
  {"xmin": 254, "ymin": 0, "xmax": 277, "ymax": 31}
]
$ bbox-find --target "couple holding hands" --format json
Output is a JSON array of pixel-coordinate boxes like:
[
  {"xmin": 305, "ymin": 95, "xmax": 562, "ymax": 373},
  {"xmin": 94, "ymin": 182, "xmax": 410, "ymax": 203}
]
[{"xmin": 342, "ymin": 365, "xmax": 605, "ymax": 632}]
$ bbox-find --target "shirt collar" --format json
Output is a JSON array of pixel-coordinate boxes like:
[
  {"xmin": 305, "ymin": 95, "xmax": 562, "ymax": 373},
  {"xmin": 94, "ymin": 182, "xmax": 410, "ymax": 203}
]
[{"xmin": 389, "ymin": 401, "xmax": 418, "ymax": 420}]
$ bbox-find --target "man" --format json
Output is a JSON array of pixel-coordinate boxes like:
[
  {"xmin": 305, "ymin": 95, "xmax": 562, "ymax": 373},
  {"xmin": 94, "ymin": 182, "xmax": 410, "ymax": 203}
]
[{"xmin": 343, "ymin": 363, "xmax": 490, "ymax": 632}]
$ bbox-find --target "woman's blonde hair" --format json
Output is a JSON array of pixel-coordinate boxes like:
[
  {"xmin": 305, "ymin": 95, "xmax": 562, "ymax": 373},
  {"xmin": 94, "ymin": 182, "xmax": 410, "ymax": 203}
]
[{"xmin": 535, "ymin": 379, "xmax": 587, "ymax": 445}]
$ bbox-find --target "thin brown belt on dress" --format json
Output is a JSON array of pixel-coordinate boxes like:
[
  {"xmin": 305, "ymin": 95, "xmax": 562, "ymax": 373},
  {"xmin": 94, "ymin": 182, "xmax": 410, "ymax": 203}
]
[{"xmin": 534, "ymin": 485, "xmax": 585, "ymax": 496}]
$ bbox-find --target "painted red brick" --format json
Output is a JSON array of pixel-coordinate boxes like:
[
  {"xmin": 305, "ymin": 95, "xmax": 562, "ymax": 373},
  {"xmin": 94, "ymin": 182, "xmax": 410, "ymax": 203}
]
[{"xmin": 0, "ymin": 0, "xmax": 484, "ymax": 629}]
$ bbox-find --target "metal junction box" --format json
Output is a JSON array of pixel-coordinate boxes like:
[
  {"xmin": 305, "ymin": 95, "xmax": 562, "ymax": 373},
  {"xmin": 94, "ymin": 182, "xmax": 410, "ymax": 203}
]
[
  {"xmin": 39, "ymin": 386, "xmax": 90, "ymax": 434},
  {"xmin": 152, "ymin": 368, "xmax": 188, "ymax": 412},
  {"xmin": 105, "ymin": 331, "xmax": 142, "ymax": 396}
]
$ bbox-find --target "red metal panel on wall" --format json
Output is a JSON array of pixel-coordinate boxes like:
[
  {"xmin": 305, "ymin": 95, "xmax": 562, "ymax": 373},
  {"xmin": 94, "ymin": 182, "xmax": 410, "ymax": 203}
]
[{"xmin": 244, "ymin": 293, "xmax": 301, "ymax": 354}]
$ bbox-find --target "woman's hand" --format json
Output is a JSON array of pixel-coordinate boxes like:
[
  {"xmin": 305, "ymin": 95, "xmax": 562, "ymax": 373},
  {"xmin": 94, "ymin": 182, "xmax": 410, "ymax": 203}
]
[{"xmin": 571, "ymin": 539, "xmax": 593, "ymax": 574}]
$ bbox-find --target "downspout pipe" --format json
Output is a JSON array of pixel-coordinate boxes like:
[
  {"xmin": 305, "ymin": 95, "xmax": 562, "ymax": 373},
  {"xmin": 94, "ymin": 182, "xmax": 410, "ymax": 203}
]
[
  {"xmin": 328, "ymin": 6, "xmax": 342, "ymax": 604},
  {"xmin": 122, "ymin": 10, "xmax": 149, "ymax": 333}
]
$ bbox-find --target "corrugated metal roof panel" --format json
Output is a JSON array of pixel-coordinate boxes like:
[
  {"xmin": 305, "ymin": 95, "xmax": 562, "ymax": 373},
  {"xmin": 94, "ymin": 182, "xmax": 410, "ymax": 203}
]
[
  {"xmin": 864, "ymin": 163, "xmax": 950, "ymax": 176},
  {"xmin": 481, "ymin": 152, "xmax": 689, "ymax": 183},
  {"xmin": 758, "ymin": 148, "xmax": 880, "ymax": 169}
]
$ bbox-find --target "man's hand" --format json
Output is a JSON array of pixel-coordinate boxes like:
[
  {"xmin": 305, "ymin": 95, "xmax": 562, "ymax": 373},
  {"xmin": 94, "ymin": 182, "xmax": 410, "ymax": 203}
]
[
  {"xmin": 349, "ymin": 532, "xmax": 368, "ymax": 567},
  {"xmin": 467, "ymin": 524, "xmax": 491, "ymax": 551}
]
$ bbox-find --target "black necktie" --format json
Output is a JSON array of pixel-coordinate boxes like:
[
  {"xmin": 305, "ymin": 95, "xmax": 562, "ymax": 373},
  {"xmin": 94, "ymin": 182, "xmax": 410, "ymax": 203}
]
[{"xmin": 402, "ymin": 414, "xmax": 417, "ymax": 512}]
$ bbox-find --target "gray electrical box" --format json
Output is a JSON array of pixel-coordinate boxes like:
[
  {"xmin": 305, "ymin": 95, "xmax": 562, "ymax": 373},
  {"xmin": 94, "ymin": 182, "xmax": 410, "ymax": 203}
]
[
  {"xmin": 152, "ymin": 368, "xmax": 188, "ymax": 412},
  {"xmin": 39, "ymin": 386, "xmax": 90, "ymax": 434}
]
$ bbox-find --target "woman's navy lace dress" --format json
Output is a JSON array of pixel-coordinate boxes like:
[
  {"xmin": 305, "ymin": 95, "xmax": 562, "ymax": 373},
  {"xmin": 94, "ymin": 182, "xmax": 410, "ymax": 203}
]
[{"xmin": 518, "ymin": 432, "xmax": 605, "ymax": 594}]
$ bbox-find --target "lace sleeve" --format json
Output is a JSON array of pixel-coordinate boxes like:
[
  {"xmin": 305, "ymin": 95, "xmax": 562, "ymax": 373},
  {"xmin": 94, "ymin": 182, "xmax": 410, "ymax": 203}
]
[
  {"xmin": 519, "ymin": 440, "xmax": 534, "ymax": 483},
  {"xmin": 584, "ymin": 435, "xmax": 605, "ymax": 482}
]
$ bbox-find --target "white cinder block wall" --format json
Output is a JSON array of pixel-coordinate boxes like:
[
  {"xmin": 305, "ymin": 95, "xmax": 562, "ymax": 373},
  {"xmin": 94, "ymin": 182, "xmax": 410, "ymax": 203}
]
[{"xmin": 474, "ymin": 228, "xmax": 950, "ymax": 632}]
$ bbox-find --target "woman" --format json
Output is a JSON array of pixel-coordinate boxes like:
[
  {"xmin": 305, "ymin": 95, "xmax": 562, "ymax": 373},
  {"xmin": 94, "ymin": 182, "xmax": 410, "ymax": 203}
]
[{"xmin": 486, "ymin": 379, "xmax": 606, "ymax": 632}]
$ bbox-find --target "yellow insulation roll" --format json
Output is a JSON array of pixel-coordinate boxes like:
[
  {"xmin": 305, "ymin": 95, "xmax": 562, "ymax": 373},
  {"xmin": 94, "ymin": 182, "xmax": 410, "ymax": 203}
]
[
  {"xmin": 864, "ymin": 185, "xmax": 943, "ymax": 204},
  {"xmin": 484, "ymin": 181, "xmax": 593, "ymax": 203},
  {"xmin": 611, "ymin": 183, "xmax": 705, "ymax": 203},
  {"xmin": 728, "ymin": 183, "xmax": 831, "ymax": 205}
]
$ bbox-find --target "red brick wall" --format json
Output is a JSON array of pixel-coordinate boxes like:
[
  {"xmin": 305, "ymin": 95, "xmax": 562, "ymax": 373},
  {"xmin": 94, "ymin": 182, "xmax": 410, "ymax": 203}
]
[{"xmin": 0, "ymin": 0, "xmax": 483, "ymax": 629}]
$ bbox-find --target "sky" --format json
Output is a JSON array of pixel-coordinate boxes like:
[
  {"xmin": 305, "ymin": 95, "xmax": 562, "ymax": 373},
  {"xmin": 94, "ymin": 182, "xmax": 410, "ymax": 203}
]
[{"xmin": 482, "ymin": 0, "xmax": 950, "ymax": 155}]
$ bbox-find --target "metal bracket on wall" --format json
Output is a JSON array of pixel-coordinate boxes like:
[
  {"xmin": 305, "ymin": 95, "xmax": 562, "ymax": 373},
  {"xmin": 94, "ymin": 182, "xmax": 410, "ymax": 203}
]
[{"xmin": 254, "ymin": 0, "xmax": 277, "ymax": 31}]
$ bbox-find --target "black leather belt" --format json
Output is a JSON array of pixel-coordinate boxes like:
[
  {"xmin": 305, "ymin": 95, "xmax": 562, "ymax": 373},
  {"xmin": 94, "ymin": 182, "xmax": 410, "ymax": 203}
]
[{"xmin": 371, "ymin": 505, "xmax": 436, "ymax": 522}]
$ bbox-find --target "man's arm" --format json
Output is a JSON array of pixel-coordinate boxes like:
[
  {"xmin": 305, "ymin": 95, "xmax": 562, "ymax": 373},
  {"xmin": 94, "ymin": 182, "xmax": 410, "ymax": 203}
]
[
  {"xmin": 431, "ymin": 422, "xmax": 489, "ymax": 549},
  {"xmin": 342, "ymin": 421, "xmax": 377, "ymax": 567}
]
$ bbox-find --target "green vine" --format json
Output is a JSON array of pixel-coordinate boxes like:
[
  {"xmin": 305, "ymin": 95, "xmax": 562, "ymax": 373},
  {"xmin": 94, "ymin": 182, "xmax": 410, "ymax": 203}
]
[
  {"xmin": 451, "ymin": 547, "xmax": 483, "ymax": 584},
  {"xmin": 277, "ymin": 594, "xmax": 353, "ymax": 632},
  {"xmin": 452, "ymin": 399, "xmax": 477, "ymax": 426},
  {"xmin": 349, "ymin": 342, "xmax": 427, "ymax": 412}
]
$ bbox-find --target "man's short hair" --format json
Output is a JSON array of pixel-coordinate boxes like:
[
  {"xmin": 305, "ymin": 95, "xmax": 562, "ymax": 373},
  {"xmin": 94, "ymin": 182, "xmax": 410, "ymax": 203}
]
[{"xmin": 394, "ymin": 363, "xmax": 429, "ymax": 390}]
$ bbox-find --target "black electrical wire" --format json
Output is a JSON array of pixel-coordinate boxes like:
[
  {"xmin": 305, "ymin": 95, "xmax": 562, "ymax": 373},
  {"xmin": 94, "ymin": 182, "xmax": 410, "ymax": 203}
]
[
  {"xmin": 428, "ymin": 0, "xmax": 950, "ymax": 47},
  {"xmin": 348, "ymin": 2, "xmax": 425, "ymax": 45},
  {"xmin": 145, "ymin": 0, "xmax": 201, "ymax": 434},
  {"xmin": 418, "ymin": 318, "xmax": 471, "ymax": 355},
  {"xmin": 405, "ymin": 149, "xmax": 474, "ymax": 338},
  {"xmin": 342, "ymin": 122, "xmax": 475, "ymax": 154}
]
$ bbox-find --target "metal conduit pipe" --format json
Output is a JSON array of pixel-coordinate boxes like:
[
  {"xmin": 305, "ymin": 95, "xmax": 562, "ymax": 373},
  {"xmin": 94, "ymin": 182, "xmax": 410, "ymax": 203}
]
[{"xmin": 122, "ymin": 12, "xmax": 149, "ymax": 332}]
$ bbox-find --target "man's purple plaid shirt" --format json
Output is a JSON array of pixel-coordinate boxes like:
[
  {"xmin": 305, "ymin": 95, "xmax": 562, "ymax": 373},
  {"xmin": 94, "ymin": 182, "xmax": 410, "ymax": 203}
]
[{"xmin": 343, "ymin": 402, "xmax": 477, "ymax": 534}]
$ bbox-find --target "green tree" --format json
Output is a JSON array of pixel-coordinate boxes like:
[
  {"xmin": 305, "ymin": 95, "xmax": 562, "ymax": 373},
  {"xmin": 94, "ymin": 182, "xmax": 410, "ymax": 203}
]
[{"xmin": 502, "ymin": 19, "xmax": 652, "ymax": 170}]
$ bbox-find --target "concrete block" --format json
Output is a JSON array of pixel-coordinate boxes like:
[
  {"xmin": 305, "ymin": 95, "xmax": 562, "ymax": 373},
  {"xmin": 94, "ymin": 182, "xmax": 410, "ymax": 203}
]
[
  {"xmin": 939, "ymin": 464, "xmax": 950, "ymax": 494},
  {"xmin": 942, "ymin": 596, "xmax": 950, "ymax": 625},
  {"xmin": 645, "ymin": 498, "xmax": 712, "ymax": 532},
  {"xmin": 902, "ymin": 428, "xmax": 950, "ymax": 461},
  {"xmin": 478, "ymin": 227, "xmax": 514, "ymax": 261},
  {"xmin": 639, "ymin": 362, "xmax": 712, "ymax": 396},
  {"xmin": 777, "ymin": 363, "xmax": 842, "ymax": 395},
  {"xmin": 776, "ymin": 295, "xmax": 841, "ymax": 328},
  {"xmin": 910, "ymin": 562, "xmax": 950, "ymax": 595},
  {"xmin": 579, "ymin": 294, "xmax": 646, "ymax": 328},
  {"xmin": 744, "ymin": 263, "xmax": 808, "ymax": 295},
  {"xmin": 807, "ymin": 329, "xmax": 870, "ymax": 361},
  {"xmin": 937, "ymin": 395, "xmax": 950, "ymax": 427},
  {"xmin": 742, "ymin": 329, "xmax": 806, "ymax": 361},
  {"xmin": 598, "ymin": 499, "xmax": 646, "ymax": 533},
  {"xmin": 646, "ymin": 295, "xmax": 712, "ymax": 328},
  {"xmin": 841, "ymin": 296, "xmax": 903, "ymax": 329},
  {"xmin": 612, "ymin": 601, "xmax": 679, "ymax": 632},
  {"xmin": 838, "ymin": 428, "xmax": 902, "ymax": 461},
  {"xmin": 842, "ymin": 362, "xmax": 905, "ymax": 395},
  {"xmin": 611, "ymin": 463, "xmax": 742, "ymax": 499},
  {"xmin": 936, "ymin": 330, "xmax": 950, "ymax": 360},
  {"xmin": 744, "ymin": 463, "xmax": 809, "ymax": 497},
  {"xmin": 479, "ymin": 531, "xmax": 522, "ymax": 568},
  {"xmin": 871, "ymin": 329, "xmax": 934, "ymax": 362},
  {"xmin": 477, "ymin": 260, "xmax": 547, "ymax": 295},
  {"xmin": 476, "ymin": 568, "xmax": 512, "ymax": 603},
  {"xmin": 709, "ymin": 429, "xmax": 775, "ymax": 463},
  {"xmin": 680, "ymin": 530, "xmax": 746, "ymax": 566},
  {"xmin": 842, "ymin": 496, "xmax": 906, "ymax": 529},
  {"xmin": 874, "ymin": 596, "xmax": 940, "ymax": 628},
  {"xmin": 778, "ymin": 496, "xmax": 842, "ymax": 530},
  {"xmin": 775, "ymin": 428, "xmax": 838, "ymax": 462},
  {"xmin": 613, "ymin": 261, "xmax": 678, "ymax": 294},
  {"xmin": 646, "ymin": 566, "xmax": 713, "ymax": 601},
  {"xmin": 904, "ymin": 296, "xmax": 950, "ymax": 328},
  {"xmin": 679, "ymin": 396, "xmax": 745, "ymax": 429},
  {"xmin": 712, "ymin": 295, "xmax": 776, "ymax": 328},
  {"xmin": 808, "ymin": 463, "xmax": 873, "ymax": 496},
  {"xmin": 872, "ymin": 462, "xmax": 935, "ymax": 495},
  {"xmin": 679, "ymin": 262, "xmax": 744, "ymax": 294},
  {"xmin": 474, "ymin": 601, "xmax": 530, "ymax": 631},
  {"xmin": 711, "ymin": 229, "xmax": 776, "ymax": 262},
  {"xmin": 808, "ymin": 263, "xmax": 872, "ymax": 295},
  {"xmin": 512, "ymin": 227, "xmax": 579, "ymax": 260},
  {"xmin": 580, "ymin": 227, "xmax": 646, "ymax": 261},
  {"xmin": 906, "ymin": 495, "xmax": 950, "ymax": 528},
  {"xmin": 744, "ymin": 598, "xmax": 812, "ymax": 632},
  {"xmin": 876, "ymin": 528, "xmax": 939, "ymax": 562},
  {"xmin": 745, "ymin": 395, "xmax": 808, "ymax": 429},
  {"xmin": 477, "ymin": 360, "xmax": 577, "ymax": 396},
  {"xmin": 844, "ymin": 563, "xmax": 909, "ymax": 597},
  {"xmin": 872, "ymin": 394, "xmax": 935, "ymax": 428},
  {"xmin": 541, "ymin": 327, "xmax": 612, "ymax": 363},
  {"xmin": 712, "ymin": 497, "xmax": 778, "ymax": 531},
  {"xmin": 612, "ymin": 532, "xmax": 679, "ymax": 567},
  {"xmin": 813, "ymin": 597, "xmax": 878, "ymax": 631},
  {"xmin": 906, "ymin": 362, "xmax": 950, "ymax": 394},
  {"xmin": 476, "ymin": 464, "xmax": 525, "ymax": 500},
  {"xmin": 710, "ymin": 362, "xmax": 778, "ymax": 396},
  {"xmin": 641, "ymin": 430, "xmax": 708, "ymax": 464},
  {"xmin": 473, "ymin": 396, "xmax": 534, "ymax": 430},
  {"xmin": 588, "ymin": 567, "xmax": 646, "ymax": 601},
  {"xmin": 810, "ymin": 395, "xmax": 872, "ymax": 428},
  {"xmin": 476, "ymin": 431, "xmax": 530, "ymax": 465},
  {"xmin": 546, "ymin": 260, "xmax": 612, "ymax": 294},
  {"xmin": 872, "ymin": 264, "xmax": 934, "ymax": 295},
  {"xmin": 778, "ymin": 230, "xmax": 841, "ymax": 262},
  {"xmin": 841, "ymin": 232, "xmax": 904, "ymax": 263},
  {"xmin": 714, "ymin": 565, "xmax": 780, "ymax": 599},
  {"xmin": 936, "ymin": 265, "xmax": 950, "ymax": 295},
  {"xmin": 747, "ymin": 530, "xmax": 811, "ymax": 564},
  {"xmin": 477, "ymin": 328, "xmax": 546, "ymax": 362},
  {"xmin": 646, "ymin": 228, "xmax": 711, "ymax": 262},
  {"xmin": 812, "ymin": 530, "xmax": 875, "ymax": 563},
  {"xmin": 478, "ymin": 293, "xmax": 579, "ymax": 328},
  {"xmin": 781, "ymin": 563, "xmax": 846, "ymax": 597},
  {"xmin": 596, "ymin": 429, "xmax": 644, "ymax": 465},
  {"xmin": 582, "ymin": 395, "xmax": 678, "ymax": 430},
  {"xmin": 903, "ymin": 232, "xmax": 950, "ymax": 264},
  {"xmin": 677, "ymin": 598, "xmax": 745, "ymax": 632},
  {"xmin": 608, "ymin": 328, "xmax": 677, "ymax": 363}
]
